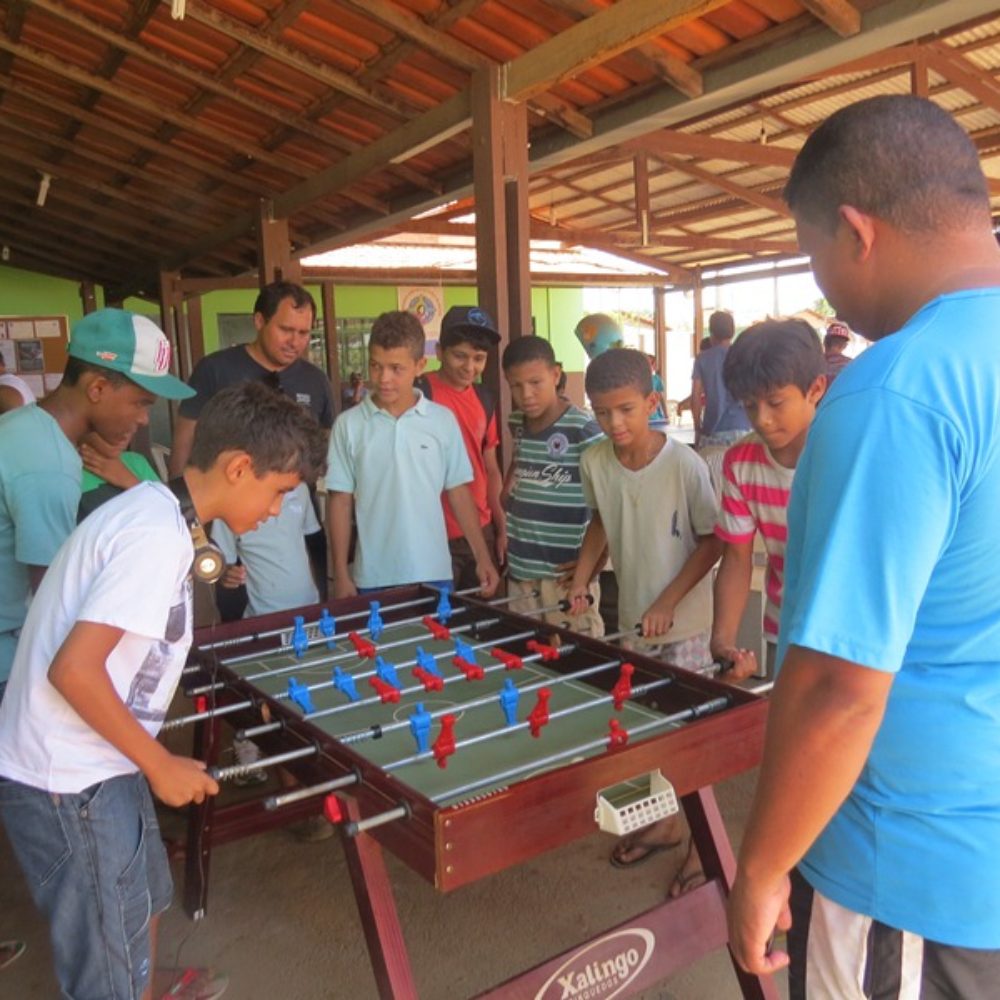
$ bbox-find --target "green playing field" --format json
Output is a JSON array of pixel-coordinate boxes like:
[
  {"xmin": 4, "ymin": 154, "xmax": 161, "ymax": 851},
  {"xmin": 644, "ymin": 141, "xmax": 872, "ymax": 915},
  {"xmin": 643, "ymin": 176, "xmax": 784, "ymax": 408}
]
[{"xmin": 221, "ymin": 620, "xmax": 673, "ymax": 804}]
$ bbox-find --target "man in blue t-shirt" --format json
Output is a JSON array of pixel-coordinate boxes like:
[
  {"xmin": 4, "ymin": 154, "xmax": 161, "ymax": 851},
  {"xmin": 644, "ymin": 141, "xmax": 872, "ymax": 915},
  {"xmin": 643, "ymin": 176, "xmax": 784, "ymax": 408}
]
[
  {"xmin": 728, "ymin": 96, "xmax": 1000, "ymax": 998},
  {"xmin": 691, "ymin": 310, "xmax": 750, "ymax": 449}
]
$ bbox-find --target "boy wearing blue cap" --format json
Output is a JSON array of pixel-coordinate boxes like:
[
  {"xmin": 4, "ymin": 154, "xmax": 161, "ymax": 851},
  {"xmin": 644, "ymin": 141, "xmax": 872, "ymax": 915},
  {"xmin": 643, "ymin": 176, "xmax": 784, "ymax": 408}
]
[{"xmin": 0, "ymin": 308, "xmax": 193, "ymax": 697}]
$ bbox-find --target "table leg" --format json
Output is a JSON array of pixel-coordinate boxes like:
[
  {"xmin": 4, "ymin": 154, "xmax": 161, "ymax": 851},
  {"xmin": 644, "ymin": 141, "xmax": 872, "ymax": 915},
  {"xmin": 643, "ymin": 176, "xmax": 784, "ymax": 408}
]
[{"xmin": 339, "ymin": 796, "xmax": 419, "ymax": 1000}]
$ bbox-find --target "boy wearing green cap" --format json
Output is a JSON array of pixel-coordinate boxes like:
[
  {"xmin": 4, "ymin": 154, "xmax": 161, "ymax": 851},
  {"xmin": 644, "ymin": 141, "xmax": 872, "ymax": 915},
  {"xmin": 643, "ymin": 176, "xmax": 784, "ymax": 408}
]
[{"xmin": 0, "ymin": 308, "xmax": 193, "ymax": 694}]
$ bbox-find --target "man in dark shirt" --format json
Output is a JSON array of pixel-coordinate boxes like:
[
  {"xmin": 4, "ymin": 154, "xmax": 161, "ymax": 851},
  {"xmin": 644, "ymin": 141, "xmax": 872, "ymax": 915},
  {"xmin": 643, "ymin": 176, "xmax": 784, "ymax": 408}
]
[{"xmin": 169, "ymin": 282, "xmax": 334, "ymax": 611}]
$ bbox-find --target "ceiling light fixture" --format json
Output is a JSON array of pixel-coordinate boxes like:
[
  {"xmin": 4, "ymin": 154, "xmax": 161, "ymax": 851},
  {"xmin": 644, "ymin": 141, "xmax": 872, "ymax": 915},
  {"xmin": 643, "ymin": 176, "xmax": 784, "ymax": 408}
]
[{"xmin": 36, "ymin": 172, "xmax": 51, "ymax": 207}]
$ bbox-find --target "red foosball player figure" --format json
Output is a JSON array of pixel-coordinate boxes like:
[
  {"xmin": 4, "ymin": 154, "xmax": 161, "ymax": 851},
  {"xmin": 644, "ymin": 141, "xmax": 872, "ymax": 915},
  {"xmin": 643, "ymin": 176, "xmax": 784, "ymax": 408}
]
[
  {"xmin": 433, "ymin": 714, "xmax": 457, "ymax": 768},
  {"xmin": 607, "ymin": 718, "xmax": 629, "ymax": 748},
  {"xmin": 369, "ymin": 676, "xmax": 401, "ymax": 704},
  {"xmin": 412, "ymin": 667, "xmax": 444, "ymax": 692},
  {"xmin": 423, "ymin": 616, "xmax": 451, "ymax": 641},
  {"xmin": 348, "ymin": 631, "xmax": 376, "ymax": 659},
  {"xmin": 491, "ymin": 647, "xmax": 523, "ymax": 670},
  {"xmin": 527, "ymin": 688, "xmax": 551, "ymax": 738},
  {"xmin": 611, "ymin": 662, "xmax": 635, "ymax": 711},
  {"xmin": 526, "ymin": 639, "xmax": 560, "ymax": 662}
]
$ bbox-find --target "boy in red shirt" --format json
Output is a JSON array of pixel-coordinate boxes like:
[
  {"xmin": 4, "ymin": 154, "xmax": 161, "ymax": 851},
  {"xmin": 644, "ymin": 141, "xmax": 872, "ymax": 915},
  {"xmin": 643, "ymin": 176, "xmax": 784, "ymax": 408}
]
[{"xmin": 419, "ymin": 306, "xmax": 506, "ymax": 587}]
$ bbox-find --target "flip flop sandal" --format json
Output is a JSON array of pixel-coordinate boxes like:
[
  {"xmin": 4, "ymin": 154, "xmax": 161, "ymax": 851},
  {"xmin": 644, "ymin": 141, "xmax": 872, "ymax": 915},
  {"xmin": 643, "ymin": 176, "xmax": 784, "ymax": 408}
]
[{"xmin": 609, "ymin": 837, "xmax": 683, "ymax": 869}]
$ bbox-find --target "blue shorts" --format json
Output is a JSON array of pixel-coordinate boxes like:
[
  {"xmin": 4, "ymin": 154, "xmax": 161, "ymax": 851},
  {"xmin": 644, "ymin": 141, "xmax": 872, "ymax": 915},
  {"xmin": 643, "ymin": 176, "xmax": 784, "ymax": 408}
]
[
  {"xmin": 0, "ymin": 771, "xmax": 172, "ymax": 999},
  {"xmin": 357, "ymin": 579, "xmax": 453, "ymax": 595}
]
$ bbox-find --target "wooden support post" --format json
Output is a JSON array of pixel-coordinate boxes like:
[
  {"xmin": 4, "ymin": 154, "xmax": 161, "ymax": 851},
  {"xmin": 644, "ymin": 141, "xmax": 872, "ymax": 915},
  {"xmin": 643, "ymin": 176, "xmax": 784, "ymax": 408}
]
[
  {"xmin": 471, "ymin": 66, "xmax": 530, "ymax": 466},
  {"xmin": 186, "ymin": 295, "xmax": 205, "ymax": 371},
  {"xmin": 321, "ymin": 282, "xmax": 342, "ymax": 415},
  {"xmin": 693, "ymin": 268, "xmax": 704, "ymax": 355},
  {"xmin": 911, "ymin": 56, "xmax": 929, "ymax": 97},
  {"xmin": 258, "ymin": 199, "xmax": 302, "ymax": 287},
  {"xmin": 653, "ymin": 285, "xmax": 667, "ymax": 387},
  {"xmin": 159, "ymin": 269, "xmax": 184, "ymax": 381},
  {"xmin": 634, "ymin": 154, "xmax": 651, "ymax": 247},
  {"xmin": 79, "ymin": 280, "xmax": 98, "ymax": 314}
]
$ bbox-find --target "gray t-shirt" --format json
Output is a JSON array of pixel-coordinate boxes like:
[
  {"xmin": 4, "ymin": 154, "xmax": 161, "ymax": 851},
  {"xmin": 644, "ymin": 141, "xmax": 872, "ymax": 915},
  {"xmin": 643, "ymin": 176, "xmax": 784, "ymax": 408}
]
[
  {"xmin": 692, "ymin": 344, "xmax": 751, "ymax": 436},
  {"xmin": 180, "ymin": 346, "xmax": 334, "ymax": 428}
]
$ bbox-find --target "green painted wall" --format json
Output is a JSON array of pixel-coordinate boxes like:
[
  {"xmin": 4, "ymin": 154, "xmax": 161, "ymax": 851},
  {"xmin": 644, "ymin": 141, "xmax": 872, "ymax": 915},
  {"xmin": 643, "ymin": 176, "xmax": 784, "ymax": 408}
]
[
  {"xmin": 0, "ymin": 265, "xmax": 93, "ymax": 324},
  {"xmin": 0, "ymin": 266, "xmax": 590, "ymax": 370}
]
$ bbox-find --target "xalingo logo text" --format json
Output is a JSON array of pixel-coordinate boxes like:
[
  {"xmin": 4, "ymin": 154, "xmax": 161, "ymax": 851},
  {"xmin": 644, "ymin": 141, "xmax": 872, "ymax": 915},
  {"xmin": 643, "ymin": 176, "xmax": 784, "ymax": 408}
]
[{"xmin": 535, "ymin": 928, "xmax": 655, "ymax": 1000}]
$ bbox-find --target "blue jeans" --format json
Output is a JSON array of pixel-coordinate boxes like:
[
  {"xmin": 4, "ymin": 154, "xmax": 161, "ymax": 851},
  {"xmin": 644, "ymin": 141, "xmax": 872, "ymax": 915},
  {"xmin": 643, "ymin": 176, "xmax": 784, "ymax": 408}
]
[
  {"xmin": 0, "ymin": 771, "xmax": 172, "ymax": 999},
  {"xmin": 357, "ymin": 579, "xmax": 453, "ymax": 595}
]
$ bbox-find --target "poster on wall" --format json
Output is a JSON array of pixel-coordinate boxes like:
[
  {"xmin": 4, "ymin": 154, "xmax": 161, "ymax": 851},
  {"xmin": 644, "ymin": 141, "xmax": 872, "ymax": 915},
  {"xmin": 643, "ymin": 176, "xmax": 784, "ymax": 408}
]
[
  {"xmin": 0, "ymin": 339, "xmax": 15, "ymax": 371},
  {"xmin": 397, "ymin": 286, "xmax": 444, "ymax": 356},
  {"xmin": 16, "ymin": 339, "xmax": 44, "ymax": 373}
]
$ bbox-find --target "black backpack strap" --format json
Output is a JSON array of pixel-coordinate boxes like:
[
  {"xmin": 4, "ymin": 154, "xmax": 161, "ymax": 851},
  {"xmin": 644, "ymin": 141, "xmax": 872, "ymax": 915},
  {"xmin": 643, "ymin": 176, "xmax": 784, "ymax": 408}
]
[
  {"xmin": 472, "ymin": 383, "xmax": 497, "ymax": 445},
  {"xmin": 415, "ymin": 374, "xmax": 433, "ymax": 401}
]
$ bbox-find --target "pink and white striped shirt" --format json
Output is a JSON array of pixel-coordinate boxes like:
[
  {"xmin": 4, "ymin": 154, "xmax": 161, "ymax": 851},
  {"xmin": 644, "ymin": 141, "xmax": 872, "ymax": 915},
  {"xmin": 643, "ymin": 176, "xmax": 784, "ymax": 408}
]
[{"xmin": 714, "ymin": 434, "xmax": 795, "ymax": 640}]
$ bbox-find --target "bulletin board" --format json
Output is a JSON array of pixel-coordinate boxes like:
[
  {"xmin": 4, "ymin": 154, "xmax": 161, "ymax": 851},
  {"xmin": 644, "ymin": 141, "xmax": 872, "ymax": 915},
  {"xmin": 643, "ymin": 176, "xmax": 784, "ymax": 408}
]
[{"xmin": 0, "ymin": 314, "xmax": 69, "ymax": 398}]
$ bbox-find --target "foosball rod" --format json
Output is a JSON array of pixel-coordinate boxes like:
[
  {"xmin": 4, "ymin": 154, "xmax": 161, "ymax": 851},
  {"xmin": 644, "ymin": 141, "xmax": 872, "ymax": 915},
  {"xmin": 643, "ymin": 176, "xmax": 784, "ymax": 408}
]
[
  {"xmin": 264, "ymin": 772, "xmax": 359, "ymax": 811},
  {"xmin": 208, "ymin": 744, "xmax": 317, "ymax": 782},
  {"xmin": 382, "ymin": 674, "xmax": 673, "ymax": 774},
  {"xmin": 236, "ymin": 625, "xmax": 555, "ymax": 740},
  {"xmin": 194, "ymin": 585, "xmax": 484, "ymax": 654},
  {"xmin": 434, "ymin": 694, "xmax": 731, "ymax": 804},
  {"xmin": 185, "ymin": 613, "xmax": 502, "ymax": 698}
]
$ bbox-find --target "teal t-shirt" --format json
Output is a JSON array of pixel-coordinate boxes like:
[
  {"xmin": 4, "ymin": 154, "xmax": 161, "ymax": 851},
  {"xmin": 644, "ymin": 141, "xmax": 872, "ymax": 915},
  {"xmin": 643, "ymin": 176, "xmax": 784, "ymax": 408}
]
[
  {"xmin": 0, "ymin": 405, "xmax": 82, "ymax": 682},
  {"xmin": 780, "ymin": 288, "xmax": 1000, "ymax": 947}
]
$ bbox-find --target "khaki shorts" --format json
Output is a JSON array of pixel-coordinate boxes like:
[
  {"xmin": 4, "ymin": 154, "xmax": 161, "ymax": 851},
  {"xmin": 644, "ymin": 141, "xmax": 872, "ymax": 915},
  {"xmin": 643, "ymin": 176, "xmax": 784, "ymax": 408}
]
[{"xmin": 507, "ymin": 576, "xmax": 604, "ymax": 638}]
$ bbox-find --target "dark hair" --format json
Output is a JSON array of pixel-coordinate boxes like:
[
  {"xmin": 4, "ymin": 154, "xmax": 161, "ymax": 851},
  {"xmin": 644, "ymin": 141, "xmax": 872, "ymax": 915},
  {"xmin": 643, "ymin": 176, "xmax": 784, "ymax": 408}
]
[
  {"xmin": 62, "ymin": 355, "xmax": 133, "ymax": 389},
  {"xmin": 369, "ymin": 310, "xmax": 424, "ymax": 361},
  {"xmin": 502, "ymin": 335, "xmax": 556, "ymax": 370},
  {"xmin": 439, "ymin": 326, "xmax": 494, "ymax": 352},
  {"xmin": 723, "ymin": 319, "xmax": 825, "ymax": 400},
  {"xmin": 699, "ymin": 336, "xmax": 712, "ymax": 352},
  {"xmin": 253, "ymin": 281, "xmax": 316, "ymax": 324},
  {"xmin": 189, "ymin": 382, "xmax": 327, "ymax": 481},
  {"xmin": 585, "ymin": 348, "xmax": 652, "ymax": 398},
  {"xmin": 708, "ymin": 311, "xmax": 735, "ymax": 341},
  {"xmin": 784, "ymin": 95, "xmax": 990, "ymax": 234}
]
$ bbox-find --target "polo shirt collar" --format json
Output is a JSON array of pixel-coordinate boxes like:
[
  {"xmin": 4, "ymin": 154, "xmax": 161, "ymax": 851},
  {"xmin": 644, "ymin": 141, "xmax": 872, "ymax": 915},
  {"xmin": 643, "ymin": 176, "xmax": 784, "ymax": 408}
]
[{"xmin": 361, "ymin": 388, "xmax": 429, "ymax": 419}]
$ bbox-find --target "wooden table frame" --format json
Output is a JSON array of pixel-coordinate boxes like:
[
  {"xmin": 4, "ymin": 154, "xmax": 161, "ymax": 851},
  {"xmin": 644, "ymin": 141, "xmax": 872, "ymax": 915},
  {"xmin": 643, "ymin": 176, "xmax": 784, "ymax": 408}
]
[{"xmin": 180, "ymin": 588, "xmax": 777, "ymax": 999}]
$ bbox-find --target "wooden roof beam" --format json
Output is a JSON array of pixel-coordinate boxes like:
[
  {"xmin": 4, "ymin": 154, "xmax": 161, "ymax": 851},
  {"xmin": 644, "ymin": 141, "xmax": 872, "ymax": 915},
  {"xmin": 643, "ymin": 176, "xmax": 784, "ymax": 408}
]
[
  {"xmin": 799, "ymin": 1, "xmax": 861, "ymax": 38},
  {"xmin": 504, "ymin": 0, "xmax": 728, "ymax": 102},
  {"xmin": 623, "ymin": 130, "xmax": 797, "ymax": 168},
  {"xmin": 544, "ymin": 0, "xmax": 702, "ymax": 98},
  {"xmin": 922, "ymin": 43, "xmax": 1000, "ymax": 114},
  {"xmin": 178, "ymin": 0, "xmax": 411, "ymax": 119}
]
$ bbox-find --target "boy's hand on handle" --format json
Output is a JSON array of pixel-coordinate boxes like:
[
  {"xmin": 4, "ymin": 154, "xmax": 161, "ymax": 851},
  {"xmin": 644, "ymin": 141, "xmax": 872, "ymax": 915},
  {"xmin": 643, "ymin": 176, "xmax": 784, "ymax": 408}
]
[
  {"xmin": 727, "ymin": 869, "xmax": 793, "ymax": 976},
  {"xmin": 149, "ymin": 754, "xmax": 219, "ymax": 808},
  {"xmin": 567, "ymin": 584, "xmax": 591, "ymax": 617},
  {"xmin": 476, "ymin": 559, "xmax": 500, "ymax": 598},
  {"xmin": 712, "ymin": 642, "xmax": 758, "ymax": 681},
  {"xmin": 641, "ymin": 596, "xmax": 675, "ymax": 639},
  {"xmin": 333, "ymin": 575, "xmax": 358, "ymax": 600},
  {"xmin": 219, "ymin": 564, "xmax": 246, "ymax": 589}
]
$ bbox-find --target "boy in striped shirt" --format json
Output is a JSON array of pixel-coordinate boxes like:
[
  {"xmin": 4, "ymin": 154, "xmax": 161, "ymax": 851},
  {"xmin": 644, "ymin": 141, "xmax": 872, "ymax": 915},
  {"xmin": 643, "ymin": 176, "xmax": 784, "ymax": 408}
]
[
  {"xmin": 502, "ymin": 336, "xmax": 605, "ymax": 635},
  {"xmin": 711, "ymin": 319, "xmax": 826, "ymax": 679}
]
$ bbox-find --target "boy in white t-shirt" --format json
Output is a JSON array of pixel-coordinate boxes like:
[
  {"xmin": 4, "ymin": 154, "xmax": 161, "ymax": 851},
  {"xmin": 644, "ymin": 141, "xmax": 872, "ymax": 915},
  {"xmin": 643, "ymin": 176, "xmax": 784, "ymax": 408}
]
[
  {"xmin": 0, "ymin": 382, "xmax": 327, "ymax": 1000},
  {"xmin": 568, "ymin": 348, "xmax": 720, "ymax": 887},
  {"xmin": 711, "ymin": 319, "xmax": 826, "ymax": 679}
]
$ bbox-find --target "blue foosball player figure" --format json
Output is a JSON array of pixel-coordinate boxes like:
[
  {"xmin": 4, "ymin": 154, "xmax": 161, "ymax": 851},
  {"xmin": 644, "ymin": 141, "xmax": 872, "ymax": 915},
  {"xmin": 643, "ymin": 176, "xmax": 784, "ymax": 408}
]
[
  {"xmin": 292, "ymin": 615, "xmax": 309, "ymax": 658},
  {"xmin": 415, "ymin": 645, "xmax": 443, "ymax": 678},
  {"xmin": 332, "ymin": 666, "xmax": 360, "ymax": 703},
  {"xmin": 367, "ymin": 601, "xmax": 384, "ymax": 640},
  {"xmin": 499, "ymin": 677, "xmax": 520, "ymax": 726},
  {"xmin": 288, "ymin": 677, "xmax": 314, "ymax": 714},
  {"xmin": 436, "ymin": 585, "xmax": 452, "ymax": 624},
  {"xmin": 375, "ymin": 655, "xmax": 401, "ymax": 690},
  {"xmin": 319, "ymin": 608, "xmax": 336, "ymax": 649},
  {"xmin": 409, "ymin": 702, "xmax": 432, "ymax": 752}
]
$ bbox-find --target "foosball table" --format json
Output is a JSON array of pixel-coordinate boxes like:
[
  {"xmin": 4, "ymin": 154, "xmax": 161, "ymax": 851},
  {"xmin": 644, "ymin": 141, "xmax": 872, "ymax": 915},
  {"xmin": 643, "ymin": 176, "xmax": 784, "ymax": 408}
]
[{"xmin": 175, "ymin": 585, "xmax": 775, "ymax": 999}]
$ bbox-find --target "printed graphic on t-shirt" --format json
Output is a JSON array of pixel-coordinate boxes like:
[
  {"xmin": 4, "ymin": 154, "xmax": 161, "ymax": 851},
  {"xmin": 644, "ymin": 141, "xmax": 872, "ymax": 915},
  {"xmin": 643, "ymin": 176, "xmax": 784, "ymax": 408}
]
[{"xmin": 126, "ymin": 585, "xmax": 190, "ymax": 722}]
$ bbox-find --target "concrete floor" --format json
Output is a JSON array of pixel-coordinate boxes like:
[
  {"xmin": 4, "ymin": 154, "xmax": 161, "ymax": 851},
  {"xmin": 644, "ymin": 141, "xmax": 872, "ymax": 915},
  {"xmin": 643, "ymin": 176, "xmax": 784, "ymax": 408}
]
[{"xmin": 1, "ymin": 586, "xmax": 782, "ymax": 999}]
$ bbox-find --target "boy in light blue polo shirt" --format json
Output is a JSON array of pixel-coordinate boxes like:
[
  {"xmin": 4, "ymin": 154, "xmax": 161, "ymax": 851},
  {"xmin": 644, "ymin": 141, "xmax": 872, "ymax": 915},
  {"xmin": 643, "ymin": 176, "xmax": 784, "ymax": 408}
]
[
  {"xmin": 212, "ymin": 481, "xmax": 320, "ymax": 617},
  {"xmin": 326, "ymin": 311, "xmax": 500, "ymax": 598}
]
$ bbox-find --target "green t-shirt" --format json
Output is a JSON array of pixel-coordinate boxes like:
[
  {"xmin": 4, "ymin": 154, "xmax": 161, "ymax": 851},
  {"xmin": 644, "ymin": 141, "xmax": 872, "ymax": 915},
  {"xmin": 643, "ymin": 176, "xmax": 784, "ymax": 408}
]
[{"xmin": 78, "ymin": 451, "xmax": 160, "ymax": 522}]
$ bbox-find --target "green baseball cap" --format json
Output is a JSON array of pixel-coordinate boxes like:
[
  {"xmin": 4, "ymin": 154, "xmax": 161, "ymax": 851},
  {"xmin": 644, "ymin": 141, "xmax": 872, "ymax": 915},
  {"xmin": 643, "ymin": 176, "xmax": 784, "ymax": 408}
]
[{"xmin": 68, "ymin": 309, "xmax": 194, "ymax": 400}]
